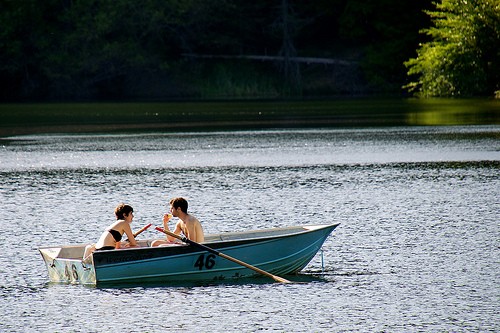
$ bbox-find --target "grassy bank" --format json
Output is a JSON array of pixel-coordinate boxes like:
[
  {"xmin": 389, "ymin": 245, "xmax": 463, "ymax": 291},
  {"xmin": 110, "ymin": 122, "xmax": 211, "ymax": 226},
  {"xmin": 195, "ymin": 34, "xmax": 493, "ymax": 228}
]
[{"xmin": 1, "ymin": 99, "xmax": 499, "ymax": 137}]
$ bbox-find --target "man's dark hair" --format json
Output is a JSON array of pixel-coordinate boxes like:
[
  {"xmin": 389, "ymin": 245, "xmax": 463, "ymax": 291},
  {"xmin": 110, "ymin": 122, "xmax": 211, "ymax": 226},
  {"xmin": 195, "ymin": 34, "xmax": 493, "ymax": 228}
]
[{"xmin": 170, "ymin": 197, "xmax": 188, "ymax": 213}]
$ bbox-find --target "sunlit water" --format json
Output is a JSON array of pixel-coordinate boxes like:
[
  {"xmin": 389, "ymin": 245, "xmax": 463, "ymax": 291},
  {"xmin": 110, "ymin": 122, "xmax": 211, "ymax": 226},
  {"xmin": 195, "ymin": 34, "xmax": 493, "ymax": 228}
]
[{"xmin": 0, "ymin": 126, "xmax": 498, "ymax": 332}]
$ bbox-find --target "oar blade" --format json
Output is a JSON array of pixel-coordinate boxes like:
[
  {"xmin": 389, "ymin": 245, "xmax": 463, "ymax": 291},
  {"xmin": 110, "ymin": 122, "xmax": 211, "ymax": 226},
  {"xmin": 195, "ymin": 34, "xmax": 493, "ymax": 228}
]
[{"xmin": 272, "ymin": 275, "xmax": 293, "ymax": 284}]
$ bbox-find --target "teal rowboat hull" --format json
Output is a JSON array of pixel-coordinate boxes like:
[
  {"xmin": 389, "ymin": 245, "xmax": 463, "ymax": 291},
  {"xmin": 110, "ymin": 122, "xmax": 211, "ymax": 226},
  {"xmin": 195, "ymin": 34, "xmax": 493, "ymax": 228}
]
[{"xmin": 39, "ymin": 224, "xmax": 339, "ymax": 285}]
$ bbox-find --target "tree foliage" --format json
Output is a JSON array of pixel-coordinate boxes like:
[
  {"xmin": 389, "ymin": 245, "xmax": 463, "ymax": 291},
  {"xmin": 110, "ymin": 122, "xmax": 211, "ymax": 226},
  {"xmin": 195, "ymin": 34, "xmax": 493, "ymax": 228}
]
[
  {"xmin": 0, "ymin": 0, "xmax": 434, "ymax": 100},
  {"xmin": 338, "ymin": 0, "xmax": 433, "ymax": 91},
  {"xmin": 405, "ymin": 0, "xmax": 500, "ymax": 97}
]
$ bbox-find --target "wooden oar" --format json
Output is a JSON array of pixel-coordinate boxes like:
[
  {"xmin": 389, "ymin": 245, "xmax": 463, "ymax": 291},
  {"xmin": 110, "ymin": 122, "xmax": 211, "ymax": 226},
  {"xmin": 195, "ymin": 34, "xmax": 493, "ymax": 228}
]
[
  {"xmin": 155, "ymin": 227, "xmax": 292, "ymax": 284},
  {"xmin": 133, "ymin": 223, "xmax": 152, "ymax": 238},
  {"xmin": 125, "ymin": 223, "xmax": 152, "ymax": 242}
]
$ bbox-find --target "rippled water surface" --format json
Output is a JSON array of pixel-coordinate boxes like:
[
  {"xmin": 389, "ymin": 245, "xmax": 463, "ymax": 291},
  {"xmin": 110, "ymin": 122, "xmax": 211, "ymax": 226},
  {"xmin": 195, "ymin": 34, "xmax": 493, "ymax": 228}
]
[{"xmin": 0, "ymin": 126, "xmax": 498, "ymax": 332}]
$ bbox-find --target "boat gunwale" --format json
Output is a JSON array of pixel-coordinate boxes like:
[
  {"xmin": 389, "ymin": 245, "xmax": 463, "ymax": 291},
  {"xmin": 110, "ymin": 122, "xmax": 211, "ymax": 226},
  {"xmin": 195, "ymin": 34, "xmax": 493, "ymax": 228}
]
[{"xmin": 39, "ymin": 223, "xmax": 340, "ymax": 256}]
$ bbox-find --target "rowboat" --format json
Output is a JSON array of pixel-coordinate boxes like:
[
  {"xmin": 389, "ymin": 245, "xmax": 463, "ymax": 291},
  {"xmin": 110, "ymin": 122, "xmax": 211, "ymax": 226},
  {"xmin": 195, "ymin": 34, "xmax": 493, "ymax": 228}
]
[{"xmin": 39, "ymin": 224, "xmax": 339, "ymax": 285}]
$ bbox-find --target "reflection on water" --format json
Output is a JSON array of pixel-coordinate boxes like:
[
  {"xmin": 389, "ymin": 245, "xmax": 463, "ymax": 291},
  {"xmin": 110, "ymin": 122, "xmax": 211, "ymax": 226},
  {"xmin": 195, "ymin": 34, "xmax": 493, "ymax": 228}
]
[
  {"xmin": 0, "ymin": 126, "xmax": 498, "ymax": 332},
  {"xmin": 1, "ymin": 98, "xmax": 498, "ymax": 138},
  {"xmin": 92, "ymin": 274, "xmax": 322, "ymax": 290},
  {"xmin": 406, "ymin": 98, "xmax": 500, "ymax": 125}
]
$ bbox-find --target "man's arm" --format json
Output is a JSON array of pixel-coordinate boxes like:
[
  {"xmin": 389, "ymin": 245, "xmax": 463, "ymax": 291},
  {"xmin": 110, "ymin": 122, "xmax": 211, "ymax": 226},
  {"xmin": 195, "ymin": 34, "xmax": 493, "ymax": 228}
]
[{"xmin": 166, "ymin": 221, "xmax": 183, "ymax": 242}]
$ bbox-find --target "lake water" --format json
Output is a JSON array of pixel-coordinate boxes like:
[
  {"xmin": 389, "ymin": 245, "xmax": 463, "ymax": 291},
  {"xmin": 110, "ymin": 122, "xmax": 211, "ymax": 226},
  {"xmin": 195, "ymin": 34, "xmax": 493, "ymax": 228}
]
[{"xmin": 0, "ymin": 126, "xmax": 498, "ymax": 332}]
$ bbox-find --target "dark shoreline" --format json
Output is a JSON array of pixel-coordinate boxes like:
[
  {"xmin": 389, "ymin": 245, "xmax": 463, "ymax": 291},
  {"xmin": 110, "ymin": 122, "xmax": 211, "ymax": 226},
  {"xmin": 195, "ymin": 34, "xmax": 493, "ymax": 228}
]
[
  {"xmin": 0, "ymin": 117, "xmax": 404, "ymax": 138},
  {"xmin": 1, "ymin": 98, "xmax": 498, "ymax": 138}
]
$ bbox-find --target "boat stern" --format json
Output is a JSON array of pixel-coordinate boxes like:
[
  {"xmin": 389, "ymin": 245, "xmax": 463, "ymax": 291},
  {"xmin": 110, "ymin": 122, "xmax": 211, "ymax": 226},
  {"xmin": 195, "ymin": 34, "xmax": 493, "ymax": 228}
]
[{"xmin": 39, "ymin": 246, "xmax": 96, "ymax": 285}]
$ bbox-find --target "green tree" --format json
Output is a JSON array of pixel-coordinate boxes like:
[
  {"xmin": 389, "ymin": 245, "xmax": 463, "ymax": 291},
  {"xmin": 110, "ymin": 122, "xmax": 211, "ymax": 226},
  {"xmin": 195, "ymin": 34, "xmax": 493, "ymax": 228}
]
[
  {"xmin": 404, "ymin": 0, "xmax": 500, "ymax": 97},
  {"xmin": 0, "ymin": 0, "xmax": 228, "ymax": 99},
  {"xmin": 338, "ymin": 0, "xmax": 433, "ymax": 92},
  {"xmin": 0, "ymin": 0, "xmax": 443, "ymax": 100},
  {"xmin": 0, "ymin": 0, "xmax": 59, "ymax": 99},
  {"xmin": 43, "ymin": 0, "xmax": 204, "ymax": 98}
]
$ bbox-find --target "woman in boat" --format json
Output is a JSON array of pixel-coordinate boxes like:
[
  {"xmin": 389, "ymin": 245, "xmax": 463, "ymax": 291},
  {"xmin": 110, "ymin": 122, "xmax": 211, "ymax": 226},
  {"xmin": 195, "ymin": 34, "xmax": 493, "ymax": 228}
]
[
  {"xmin": 83, "ymin": 203, "xmax": 138, "ymax": 259},
  {"xmin": 151, "ymin": 197, "xmax": 205, "ymax": 246}
]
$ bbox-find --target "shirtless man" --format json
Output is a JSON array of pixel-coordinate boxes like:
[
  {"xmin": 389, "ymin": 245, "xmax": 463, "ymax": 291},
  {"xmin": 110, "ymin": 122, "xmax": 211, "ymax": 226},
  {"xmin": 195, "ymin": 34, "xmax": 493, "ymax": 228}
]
[{"xmin": 151, "ymin": 197, "xmax": 204, "ymax": 246}]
